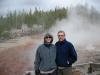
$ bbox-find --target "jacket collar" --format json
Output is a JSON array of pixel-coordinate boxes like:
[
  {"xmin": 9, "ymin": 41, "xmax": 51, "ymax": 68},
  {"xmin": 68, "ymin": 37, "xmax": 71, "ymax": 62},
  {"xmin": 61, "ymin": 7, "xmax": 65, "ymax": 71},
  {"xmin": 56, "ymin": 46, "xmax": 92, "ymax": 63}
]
[
  {"xmin": 58, "ymin": 39, "xmax": 67, "ymax": 44},
  {"xmin": 44, "ymin": 43, "xmax": 52, "ymax": 48}
]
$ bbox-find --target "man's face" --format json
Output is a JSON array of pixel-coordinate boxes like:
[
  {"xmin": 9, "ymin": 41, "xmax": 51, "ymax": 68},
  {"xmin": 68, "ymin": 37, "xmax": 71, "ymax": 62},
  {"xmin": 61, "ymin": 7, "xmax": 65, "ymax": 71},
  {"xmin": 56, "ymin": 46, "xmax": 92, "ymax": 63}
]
[{"xmin": 58, "ymin": 32, "xmax": 65, "ymax": 42}]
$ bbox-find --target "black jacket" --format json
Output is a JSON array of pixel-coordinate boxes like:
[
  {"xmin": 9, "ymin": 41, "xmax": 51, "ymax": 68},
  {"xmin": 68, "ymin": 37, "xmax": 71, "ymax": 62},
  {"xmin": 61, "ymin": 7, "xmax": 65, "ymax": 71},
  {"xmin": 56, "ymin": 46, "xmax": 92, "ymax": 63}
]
[{"xmin": 55, "ymin": 39, "xmax": 77, "ymax": 67}]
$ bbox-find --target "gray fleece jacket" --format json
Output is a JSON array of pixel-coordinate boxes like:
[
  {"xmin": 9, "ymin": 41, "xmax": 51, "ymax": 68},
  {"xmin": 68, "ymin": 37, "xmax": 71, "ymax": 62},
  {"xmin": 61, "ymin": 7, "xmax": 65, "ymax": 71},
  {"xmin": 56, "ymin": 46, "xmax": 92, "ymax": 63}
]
[{"xmin": 34, "ymin": 44, "xmax": 57, "ymax": 71}]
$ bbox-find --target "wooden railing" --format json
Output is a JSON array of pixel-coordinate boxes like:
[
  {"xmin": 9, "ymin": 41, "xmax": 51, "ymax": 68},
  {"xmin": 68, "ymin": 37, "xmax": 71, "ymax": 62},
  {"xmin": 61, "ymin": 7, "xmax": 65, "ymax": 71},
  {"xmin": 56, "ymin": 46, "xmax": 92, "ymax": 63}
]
[
  {"xmin": 25, "ymin": 62, "xmax": 100, "ymax": 75},
  {"xmin": 72, "ymin": 62, "xmax": 100, "ymax": 75}
]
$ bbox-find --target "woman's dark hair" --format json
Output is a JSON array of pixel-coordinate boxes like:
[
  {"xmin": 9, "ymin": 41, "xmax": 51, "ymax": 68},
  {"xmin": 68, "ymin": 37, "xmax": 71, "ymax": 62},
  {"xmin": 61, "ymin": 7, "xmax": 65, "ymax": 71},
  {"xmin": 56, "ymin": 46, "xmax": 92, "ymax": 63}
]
[{"xmin": 44, "ymin": 33, "xmax": 53, "ymax": 44}]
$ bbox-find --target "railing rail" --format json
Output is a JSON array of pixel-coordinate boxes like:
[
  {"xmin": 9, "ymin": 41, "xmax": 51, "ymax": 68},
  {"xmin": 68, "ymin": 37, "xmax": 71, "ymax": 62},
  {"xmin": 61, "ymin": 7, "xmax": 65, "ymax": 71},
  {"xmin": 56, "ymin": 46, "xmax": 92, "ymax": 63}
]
[
  {"xmin": 25, "ymin": 62, "xmax": 100, "ymax": 75},
  {"xmin": 73, "ymin": 62, "xmax": 100, "ymax": 75}
]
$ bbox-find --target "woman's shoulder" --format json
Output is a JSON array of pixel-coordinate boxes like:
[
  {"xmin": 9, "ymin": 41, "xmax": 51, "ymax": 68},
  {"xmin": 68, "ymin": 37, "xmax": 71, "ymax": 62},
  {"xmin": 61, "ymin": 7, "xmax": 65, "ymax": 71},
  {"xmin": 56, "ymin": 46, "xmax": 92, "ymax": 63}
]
[
  {"xmin": 38, "ymin": 44, "xmax": 45, "ymax": 48},
  {"xmin": 50, "ymin": 43, "xmax": 54, "ymax": 46},
  {"xmin": 38, "ymin": 44, "xmax": 55, "ymax": 48},
  {"xmin": 51, "ymin": 44, "xmax": 56, "ymax": 48}
]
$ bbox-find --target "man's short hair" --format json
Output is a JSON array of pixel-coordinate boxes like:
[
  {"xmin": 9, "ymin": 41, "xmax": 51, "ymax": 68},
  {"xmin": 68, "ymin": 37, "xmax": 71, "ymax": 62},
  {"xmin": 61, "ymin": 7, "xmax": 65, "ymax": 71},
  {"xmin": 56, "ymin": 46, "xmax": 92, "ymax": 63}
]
[{"xmin": 58, "ymin": 30, "xmax": 65, "ymax": 36}]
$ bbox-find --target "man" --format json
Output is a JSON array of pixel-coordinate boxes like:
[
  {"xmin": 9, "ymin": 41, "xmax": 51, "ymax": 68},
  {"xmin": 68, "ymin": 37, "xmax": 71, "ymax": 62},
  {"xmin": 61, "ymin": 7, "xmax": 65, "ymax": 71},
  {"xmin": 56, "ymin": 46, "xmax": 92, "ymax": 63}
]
[
  {"xmin": 34, "ymin": 33, "xmax": 57, "ymax": 75},
  {"xmin": 55, "ymin": 31, "xmax": 77, "ymax": 75}
]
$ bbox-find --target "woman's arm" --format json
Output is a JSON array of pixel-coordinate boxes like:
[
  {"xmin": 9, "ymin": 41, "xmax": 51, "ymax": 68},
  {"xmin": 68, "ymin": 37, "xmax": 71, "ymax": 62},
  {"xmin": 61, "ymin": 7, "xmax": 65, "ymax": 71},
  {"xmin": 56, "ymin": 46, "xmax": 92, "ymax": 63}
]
[{"xmin": 34, "ymin": 47, "xmax": 41, "ymax": 75}]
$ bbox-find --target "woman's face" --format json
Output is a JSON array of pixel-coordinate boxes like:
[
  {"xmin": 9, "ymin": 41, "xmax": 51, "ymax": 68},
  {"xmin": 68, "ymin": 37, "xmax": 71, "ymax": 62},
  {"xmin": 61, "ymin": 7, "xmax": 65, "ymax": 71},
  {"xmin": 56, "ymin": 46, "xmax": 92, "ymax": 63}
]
[{"xmin": 45, "ymin": 36, "xmax": 52, "ymax": 44}]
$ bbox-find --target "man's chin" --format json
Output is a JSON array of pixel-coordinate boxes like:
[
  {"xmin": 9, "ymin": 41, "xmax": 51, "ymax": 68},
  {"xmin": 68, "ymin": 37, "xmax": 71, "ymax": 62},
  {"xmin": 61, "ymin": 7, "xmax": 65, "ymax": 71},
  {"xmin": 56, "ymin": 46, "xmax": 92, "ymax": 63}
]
[{"xmin": 59, "ymin": 40, "xmax": 63, "ymax": 42}]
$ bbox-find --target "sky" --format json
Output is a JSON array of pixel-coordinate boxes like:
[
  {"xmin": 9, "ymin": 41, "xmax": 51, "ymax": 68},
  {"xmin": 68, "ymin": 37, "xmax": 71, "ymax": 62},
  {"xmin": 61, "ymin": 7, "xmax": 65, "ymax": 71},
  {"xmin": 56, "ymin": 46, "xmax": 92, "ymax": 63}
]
[{"xmin": 0, "ymin": 0, "xmax": 100, "ymax": 16}]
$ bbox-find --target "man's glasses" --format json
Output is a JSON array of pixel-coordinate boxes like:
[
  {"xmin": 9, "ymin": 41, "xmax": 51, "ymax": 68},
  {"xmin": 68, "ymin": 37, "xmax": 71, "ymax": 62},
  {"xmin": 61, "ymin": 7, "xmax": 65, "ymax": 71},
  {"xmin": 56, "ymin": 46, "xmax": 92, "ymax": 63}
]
[{"xmin": 58, "ymin": 35, "xmax": 64, "ymax": 37}]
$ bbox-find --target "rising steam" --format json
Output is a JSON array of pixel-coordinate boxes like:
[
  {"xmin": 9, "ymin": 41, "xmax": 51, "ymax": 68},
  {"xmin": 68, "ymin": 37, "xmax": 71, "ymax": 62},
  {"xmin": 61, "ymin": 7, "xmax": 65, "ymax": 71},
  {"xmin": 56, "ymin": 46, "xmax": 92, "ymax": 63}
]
[{"xmin": 49, "ymin": 5, "xmax": 100, "ymax": 51}]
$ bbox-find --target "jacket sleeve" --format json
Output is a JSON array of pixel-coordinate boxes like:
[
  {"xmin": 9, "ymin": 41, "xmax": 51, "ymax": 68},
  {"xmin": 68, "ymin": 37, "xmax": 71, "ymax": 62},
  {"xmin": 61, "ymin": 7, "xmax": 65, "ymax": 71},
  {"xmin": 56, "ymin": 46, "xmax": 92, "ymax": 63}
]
[
  {"xmin": 34, "ymin": 47, "xmax": 41, "ymax": 70},
  {"xmin": 68, "ymin": 43, "xmax": 77, "ymax": 65}
]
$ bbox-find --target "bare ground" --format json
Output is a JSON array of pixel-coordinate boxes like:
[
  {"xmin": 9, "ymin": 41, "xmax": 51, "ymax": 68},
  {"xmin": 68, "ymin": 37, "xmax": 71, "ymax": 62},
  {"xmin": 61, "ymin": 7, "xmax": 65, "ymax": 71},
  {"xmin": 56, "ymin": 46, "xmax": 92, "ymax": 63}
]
[{"xmin": 0, "ymin": 35, "xmax": 42, "ymax": 75}]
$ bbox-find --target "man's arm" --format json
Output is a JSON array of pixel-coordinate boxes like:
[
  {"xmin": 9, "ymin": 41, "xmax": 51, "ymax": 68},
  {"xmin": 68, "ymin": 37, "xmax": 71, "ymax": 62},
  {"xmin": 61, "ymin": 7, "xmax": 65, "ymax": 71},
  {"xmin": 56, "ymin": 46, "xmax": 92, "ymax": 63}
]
[{"xmin": 68, "ymin": 43, "xmax": 77, "ymax": 65}]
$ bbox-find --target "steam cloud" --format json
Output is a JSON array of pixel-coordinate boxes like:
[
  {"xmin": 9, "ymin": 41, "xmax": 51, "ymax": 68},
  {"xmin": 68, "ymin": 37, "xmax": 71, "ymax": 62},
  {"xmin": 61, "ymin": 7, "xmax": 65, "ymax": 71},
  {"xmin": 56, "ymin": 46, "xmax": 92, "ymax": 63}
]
[{"xmin": 49, "ymin": 5, "xmax": 100, "ymax": 51}]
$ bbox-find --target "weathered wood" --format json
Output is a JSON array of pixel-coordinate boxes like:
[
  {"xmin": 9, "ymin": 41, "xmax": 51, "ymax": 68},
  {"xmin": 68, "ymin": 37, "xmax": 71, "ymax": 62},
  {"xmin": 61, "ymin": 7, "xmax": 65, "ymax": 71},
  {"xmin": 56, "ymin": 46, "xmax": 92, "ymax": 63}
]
[{"xmin": 25, "ymin": 63, "xmax": 100, "ymax": 75}]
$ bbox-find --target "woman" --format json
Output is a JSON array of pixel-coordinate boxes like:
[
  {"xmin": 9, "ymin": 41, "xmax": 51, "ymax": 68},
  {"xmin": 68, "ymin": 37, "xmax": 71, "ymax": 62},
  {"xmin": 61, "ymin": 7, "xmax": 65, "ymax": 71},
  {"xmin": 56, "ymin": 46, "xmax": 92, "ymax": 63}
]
[{"xmin": 34, "ymin": 33, "xmax": 57, "ymax": 75}]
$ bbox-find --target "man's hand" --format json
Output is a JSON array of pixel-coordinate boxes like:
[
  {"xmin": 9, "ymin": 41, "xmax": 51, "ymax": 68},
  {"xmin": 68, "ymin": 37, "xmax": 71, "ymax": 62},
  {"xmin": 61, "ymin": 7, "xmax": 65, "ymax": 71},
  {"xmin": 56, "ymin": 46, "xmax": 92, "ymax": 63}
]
[
  {"xmin": 67, "ymin": 60, "xmax": 70, "ymax": 64},
  {"xmin": 35, "ymin": 69, "xmax": 40, "ymax": 75}
]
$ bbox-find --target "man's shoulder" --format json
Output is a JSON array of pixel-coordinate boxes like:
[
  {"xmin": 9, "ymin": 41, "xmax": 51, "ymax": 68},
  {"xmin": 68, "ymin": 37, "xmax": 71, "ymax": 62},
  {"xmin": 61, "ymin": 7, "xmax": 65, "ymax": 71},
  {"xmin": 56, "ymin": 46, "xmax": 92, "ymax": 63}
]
[
  {"xmin": 66, "ymin": 41, "xmax": 72, "ymax": 44},
  {"xmin": 66, "ymin": 41, "xmax": 74, "ymax": 48},
  {"xmin": 55, "ymin": 41, "xmax": 59, "ymax": 45}
]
